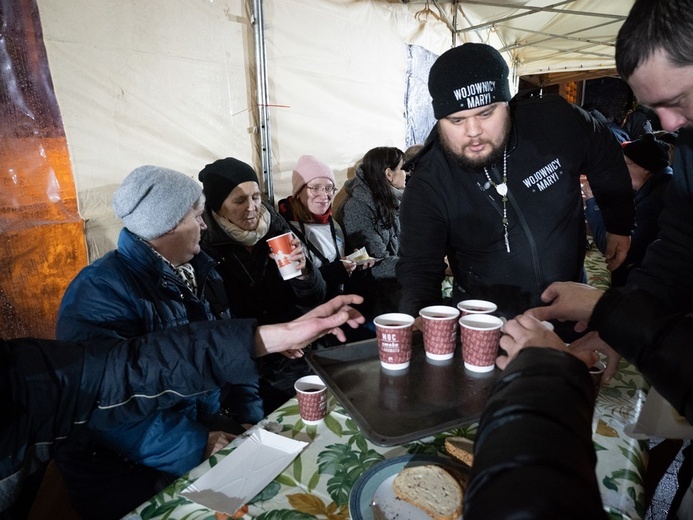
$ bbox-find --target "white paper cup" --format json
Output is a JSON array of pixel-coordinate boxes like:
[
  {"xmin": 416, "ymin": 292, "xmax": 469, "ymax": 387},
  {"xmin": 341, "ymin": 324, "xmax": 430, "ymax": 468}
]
[
  {"xmin": 457, "ymin": 299, "xmax": 498, "ymax": 316},
  {"xmin": 459, "ymin": 314, "xmax": 503, "ymax": 372},
  {"xmin": 589, "ymin": 361, "xmax": 606, "ymax": 394},
  {"xmin": 267, "ymin": 232, "xmax": 301, "ymax": 280},
  {"xmin": 373, "ymin": 313, "xmax": 415, "ymax": 370},
  {"xmin": 419, "ymin": 305, "xmax": 460, "ymax": 360},
  {"xmin": 294, "ymin": 375, "xmax": 327, "ymax": 424}
]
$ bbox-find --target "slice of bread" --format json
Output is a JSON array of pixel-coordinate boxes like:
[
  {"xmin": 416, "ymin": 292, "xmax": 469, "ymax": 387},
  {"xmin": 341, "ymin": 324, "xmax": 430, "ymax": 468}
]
[
  {"xmin": 444, "ymin": 436, "xmax": 475, "ymax": 468},
  {"xmin": 392, "ymin": 464, "xmax": 463, "ymax": 520}
]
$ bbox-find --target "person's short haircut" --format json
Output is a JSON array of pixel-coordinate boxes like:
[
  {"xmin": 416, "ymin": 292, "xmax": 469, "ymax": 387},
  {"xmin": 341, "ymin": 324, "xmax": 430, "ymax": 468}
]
[{"xmin": 616, "ymin": 0, "xmax": 693, "ymax": 79}]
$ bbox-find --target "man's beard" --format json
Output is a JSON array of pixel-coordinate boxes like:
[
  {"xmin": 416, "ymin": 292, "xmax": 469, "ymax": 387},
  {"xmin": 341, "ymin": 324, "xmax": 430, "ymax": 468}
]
[{"xmin": 440, "ymin": 120, "xmax": 511, "ymax": 171}]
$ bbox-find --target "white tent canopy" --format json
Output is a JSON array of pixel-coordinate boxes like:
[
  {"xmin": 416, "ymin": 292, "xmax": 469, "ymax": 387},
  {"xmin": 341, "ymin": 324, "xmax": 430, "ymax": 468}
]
[
  {"xmin": 36, "ymin": 0, "xmax": 634, "ymax": 260},
  {"xmin": 422, "ymin": 0, "xmax": 632, "ymax": 80}
]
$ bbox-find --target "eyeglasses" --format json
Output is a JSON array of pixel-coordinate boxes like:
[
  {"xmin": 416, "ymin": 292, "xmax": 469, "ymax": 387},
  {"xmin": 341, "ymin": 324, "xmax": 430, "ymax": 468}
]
[{"xmin": 306, "ymin": 185, "xmax": 338, "ymax": 196}]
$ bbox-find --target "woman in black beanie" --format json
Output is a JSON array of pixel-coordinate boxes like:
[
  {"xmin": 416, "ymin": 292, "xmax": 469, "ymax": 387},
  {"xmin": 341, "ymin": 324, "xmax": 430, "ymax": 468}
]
[
  {"xmin": 198, "ymin": 157, "xmax": 326, "ymax": 417},
  {"xmin": 584, "ymin": 133, "xmax": 673, "ymax": 286}
]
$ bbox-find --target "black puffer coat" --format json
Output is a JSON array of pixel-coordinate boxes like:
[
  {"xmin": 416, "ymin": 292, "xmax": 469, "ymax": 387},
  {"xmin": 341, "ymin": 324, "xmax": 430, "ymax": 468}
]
[
  {"xmin": 200, "ymin": 202, "xmax": 326, "ymax": 325},
  {"xmin": 464, "ymin": 348, "xmax": 606, "ymax": 519}
]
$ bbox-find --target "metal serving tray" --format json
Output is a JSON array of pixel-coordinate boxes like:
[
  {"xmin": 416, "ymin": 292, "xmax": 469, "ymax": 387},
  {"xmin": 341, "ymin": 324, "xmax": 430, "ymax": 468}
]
[{"xmin": 306, "ymin": 336, "xmax": 499, "ymax": 446}]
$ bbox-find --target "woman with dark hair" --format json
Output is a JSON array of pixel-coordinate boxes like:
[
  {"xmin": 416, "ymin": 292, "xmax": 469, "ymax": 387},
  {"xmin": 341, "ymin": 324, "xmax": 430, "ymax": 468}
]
[{"xmin": 335, "ymin": 146, "xmax": 406, "ymax": 320}]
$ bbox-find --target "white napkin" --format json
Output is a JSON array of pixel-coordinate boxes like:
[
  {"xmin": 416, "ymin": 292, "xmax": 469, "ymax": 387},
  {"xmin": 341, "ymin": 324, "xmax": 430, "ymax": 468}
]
[
  {"xmin": 625, "ymin": 387, "xmax": 693, "ymax": 439},
  {"xmin": 181, "ymin": 429, "xmax": 308, "ymax": 515}
]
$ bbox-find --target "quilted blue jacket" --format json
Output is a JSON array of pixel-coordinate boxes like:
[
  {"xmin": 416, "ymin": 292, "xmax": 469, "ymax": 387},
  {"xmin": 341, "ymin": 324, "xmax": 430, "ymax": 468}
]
[{"xmin": 56, "ymin": 228, "xmax": 261, "ymax": 475}]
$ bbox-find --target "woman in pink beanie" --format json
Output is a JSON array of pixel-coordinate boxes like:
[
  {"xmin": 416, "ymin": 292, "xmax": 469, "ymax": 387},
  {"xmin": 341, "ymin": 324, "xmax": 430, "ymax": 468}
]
[{"xmin": 278, "ymin": 156, "xmax": 375, "ymax": 343}]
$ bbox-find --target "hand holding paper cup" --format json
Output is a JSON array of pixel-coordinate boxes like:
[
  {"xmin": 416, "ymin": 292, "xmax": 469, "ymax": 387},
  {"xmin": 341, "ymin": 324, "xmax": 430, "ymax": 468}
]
[
  {"xmin": 460, "ymin": 314, "xmax": 503, "ymax": 372},
  {"xmin": 419, "ymin": 305, "xmax": 460, "ymax": 360},
  {"xmin": 374, "ymin": 313, "xmax": 415, "ymax": 370},
  {"xmin": 294, "ymin": 375, "xmax": 327, "ymax": 424},
  {"xmin": 267, "ymin": 232, "xmax": 301, "ymax": 280}
]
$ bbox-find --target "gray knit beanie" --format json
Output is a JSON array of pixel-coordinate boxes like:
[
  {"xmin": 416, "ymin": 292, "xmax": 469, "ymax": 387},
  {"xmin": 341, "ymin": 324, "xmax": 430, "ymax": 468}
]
[
  {"xmin": 428, "ymin": 43, "xmax": 511, "ymax": 119},
  {"xmin": 113, "ymin": 165, "xmax": 202, "ymax": 240}
]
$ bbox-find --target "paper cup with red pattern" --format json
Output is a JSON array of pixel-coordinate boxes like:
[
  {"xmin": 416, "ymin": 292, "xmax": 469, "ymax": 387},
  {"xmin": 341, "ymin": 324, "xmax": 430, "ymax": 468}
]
[
  {"xmin": 373, "ymin": 313, "xmax": 415, "ymax": 370},
  {"xmin": 419, "ymin": 305, "xmax": 460, "ymax": 360},
  {"xmin": 267, "ymin": 232, "xmax": 301, "ymax": 280},
  {"xmin": 294, "ymin": 375, "xmax": 327, "ymax": 424},
  {"xmin": 456, "ymin": 299, "xmax": 498, "ymax": 316},
  {"xmin": 459, "ymin": 314, "xmax": 503, "ymax": 372}
]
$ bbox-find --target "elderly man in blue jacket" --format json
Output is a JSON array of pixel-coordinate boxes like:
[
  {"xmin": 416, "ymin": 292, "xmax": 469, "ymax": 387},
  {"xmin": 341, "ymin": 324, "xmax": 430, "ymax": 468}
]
[
  {"xmin": 2, "ymin": 295, "xmax": 364, "ymax": 518},
  {"xmin": 53, "ymin": 165, "xmax": 323, "ymax": 518}
]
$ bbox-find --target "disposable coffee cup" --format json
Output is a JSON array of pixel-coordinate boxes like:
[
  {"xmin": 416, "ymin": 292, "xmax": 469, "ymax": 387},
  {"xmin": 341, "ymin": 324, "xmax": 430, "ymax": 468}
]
[
  {"xmin": 294, "ymin": 375, "xmax": 327, "ymax": 424},
  {"xmin": 459, "ymin": 314, "xmax": 503, "ymax": 372},
  {"xmin": 589, "ymin": 361, "xmax": 606, "ymax": 394},
  {"xmin": 373, "ymin": 313, "xmax": 415, "ymax": 370},
  {"xmin": 419, "ymin": 305, "xmax": 460, "ymax": 360},
  {"xmin": 457, "ymin": 299, "xmax": 498, "ymax": 316},
  {"xmin": 267, "ymin": 232, "xmax": 301, "ymax": 281}
]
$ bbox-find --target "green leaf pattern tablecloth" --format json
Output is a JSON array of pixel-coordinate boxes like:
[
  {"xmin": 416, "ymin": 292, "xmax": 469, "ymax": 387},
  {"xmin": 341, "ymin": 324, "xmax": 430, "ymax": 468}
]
[
  {"xmin": 129, "ymin": 361, "xmax": 648, "ymax": 520},
  {"xmin": 129, "ymin": 246, "xmax": 648, "ymax": 520}
]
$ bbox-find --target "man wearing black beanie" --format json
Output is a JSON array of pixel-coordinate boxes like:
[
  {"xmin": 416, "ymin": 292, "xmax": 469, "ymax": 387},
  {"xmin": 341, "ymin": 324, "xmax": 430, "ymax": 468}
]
[{"xmin": 398, "ymin": 42, "xmax": 635, "ymax": 347}]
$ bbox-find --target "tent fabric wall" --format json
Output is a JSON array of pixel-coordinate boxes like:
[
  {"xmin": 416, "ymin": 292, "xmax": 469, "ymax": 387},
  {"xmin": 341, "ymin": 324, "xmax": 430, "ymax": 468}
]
[
  {"xmin": 37, "ymin": 0, "xmax": 455, "ymax": 262},
  {"xmin": 14, "ymin": 0, "xmax": 631, "ymax": 301},
  {"xmin": 37, "ymin": 0, "xmax": 258, "ymax": 259}
]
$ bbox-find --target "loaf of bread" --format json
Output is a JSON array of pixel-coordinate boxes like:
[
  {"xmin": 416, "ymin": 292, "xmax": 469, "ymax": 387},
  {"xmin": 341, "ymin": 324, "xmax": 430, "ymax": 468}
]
[
  {"xmin": 444, "ymin": 436, "xmax": 475, "ymax": 468},
  {"xmin": 392, "ymin": 464, "xmax": 463, "ymax": 520}
]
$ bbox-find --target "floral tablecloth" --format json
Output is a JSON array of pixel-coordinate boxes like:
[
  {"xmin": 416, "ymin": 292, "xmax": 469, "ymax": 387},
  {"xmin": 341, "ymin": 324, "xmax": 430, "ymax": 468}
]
[
  {"xmin": 129, "ymin": 246, "xmax": 648, "ymax": 520},
  {"xmin": 128, "ymin": 357, "xmax": 648, "ymax": 520}
]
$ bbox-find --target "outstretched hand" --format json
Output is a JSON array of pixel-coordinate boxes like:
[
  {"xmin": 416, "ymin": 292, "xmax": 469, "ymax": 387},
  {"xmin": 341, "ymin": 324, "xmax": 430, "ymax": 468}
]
[
  {"xmin": 254, "ymin": 294, "xmax": 365, "ymax": 358},
  {"xmin": 497, "ymin": 313, "xmax": 598, "ymax": 370},
  {"xmin": 525, "ymin": 281, "xmax": 604, "ymax": 333}
]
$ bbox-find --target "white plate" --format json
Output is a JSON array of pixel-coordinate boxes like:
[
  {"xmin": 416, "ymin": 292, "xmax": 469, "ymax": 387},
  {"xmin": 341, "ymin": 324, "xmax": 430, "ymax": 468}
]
[{"xmin": 349, "ymin": 454, "xmax": 468, "ymax": 520}]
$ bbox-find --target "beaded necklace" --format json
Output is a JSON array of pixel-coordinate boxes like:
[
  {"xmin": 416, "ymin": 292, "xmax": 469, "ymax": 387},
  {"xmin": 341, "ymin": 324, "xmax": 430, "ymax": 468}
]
[{"xmin": 483, "ymin": 148, "xmax": 510, "ymax": 252}]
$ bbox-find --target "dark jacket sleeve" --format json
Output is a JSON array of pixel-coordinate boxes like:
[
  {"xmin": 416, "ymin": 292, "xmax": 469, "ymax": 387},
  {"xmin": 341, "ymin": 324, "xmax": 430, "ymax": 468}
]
[
  {"xmin": 464, "ymin": 348, "xmax": 606, "ymax": 520},
  {"xmin": 288, "ymin": 259, "xmax": 327, "ymax": 308},
  {"xmin": 1, "ymin": 319, "xmax": 259, "ymax": 513},
  {"xmin": 396, "ymin": 140, "xmax": 451, "ymax": 316},
  {"xmin": 318, "ymin": 259, "xmax": 350, "ymax": 296},
  {"xmin": 584, "ymin": 197, "xmax": 607, "ymax": 254},
  {"xmin": 628, "ymin": 129, "xmax": 693, "ymax": 311},
  {"xmin": 626, "ymin": 176, "xmax": 670, "ymax": 269},
  {"xmin": 89, "ymin": 318, "xmax": 260, "ymax": 428},
  {"xmin": 591, "ymin": 286, "xmax": 693, "ymax": 423},
  {"xmin": 87, "ymin": 318, "xmax": 261, "ymax": 474},
  {"xmin": 576, "ymin": 104, "xmax": 635, "ymax": 236}
]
